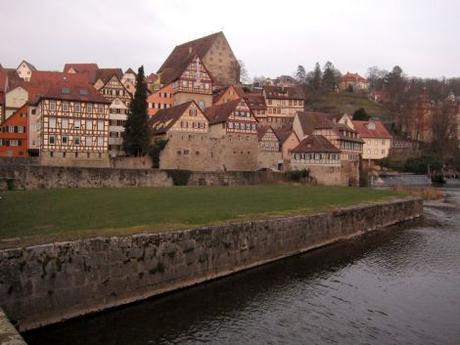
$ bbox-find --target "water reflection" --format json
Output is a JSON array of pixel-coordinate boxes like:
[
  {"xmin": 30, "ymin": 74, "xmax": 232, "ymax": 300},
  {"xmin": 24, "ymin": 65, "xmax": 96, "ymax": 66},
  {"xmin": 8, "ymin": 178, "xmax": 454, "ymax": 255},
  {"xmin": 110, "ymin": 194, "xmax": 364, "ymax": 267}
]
[{"xmin": 24, "ymin": 190, "xmax": 460, "ymax": 345}]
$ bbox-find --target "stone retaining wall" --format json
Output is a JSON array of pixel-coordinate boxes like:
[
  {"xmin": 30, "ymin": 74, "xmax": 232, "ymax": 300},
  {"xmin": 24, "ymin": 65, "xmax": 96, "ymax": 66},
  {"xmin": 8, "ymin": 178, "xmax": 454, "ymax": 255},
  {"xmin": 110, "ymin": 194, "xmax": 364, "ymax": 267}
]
[
  {"xmin": 0, "ymin": 308, "xmax": 26, "ymax": 345},
  {"xmin": 0, "ymin": 198, "xmax": 422, "ymax": 331},
  {"xmin": 0, "ymin": 165, "xmax": 288, "ymax": 190}
]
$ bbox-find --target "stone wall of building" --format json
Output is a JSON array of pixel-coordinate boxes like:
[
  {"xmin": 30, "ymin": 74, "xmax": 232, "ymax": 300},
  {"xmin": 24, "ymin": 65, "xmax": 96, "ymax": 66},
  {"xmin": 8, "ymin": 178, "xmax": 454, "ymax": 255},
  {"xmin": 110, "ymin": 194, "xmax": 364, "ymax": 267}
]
[
  {"xmin": 0, "ymin": 198, "xmax": 423, "ymax": 331},
  {"xmin": 257, "ymin": 151, "xmax": 282, "ymax": 170},
  {"xmin": 307, "ymin": 165, "xmax": 343, "ymax": 185}
]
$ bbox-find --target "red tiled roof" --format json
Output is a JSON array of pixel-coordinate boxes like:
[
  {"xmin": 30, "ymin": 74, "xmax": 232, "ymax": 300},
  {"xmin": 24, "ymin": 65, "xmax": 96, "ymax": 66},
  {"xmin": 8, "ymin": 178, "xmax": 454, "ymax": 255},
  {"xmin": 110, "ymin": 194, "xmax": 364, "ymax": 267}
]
[
  {"xmin": 149, "ymin": 101, "xmax": 198, "ymax": 134},
  {"xmin": 0, "ymin": 70, "xmax": 7, "ymax": 93},
  {"xmin": 63, "ymin": 63, "xmax": 99, "ymax": 83},
  {"xmin": 30, "ymin": 71, "xmax": 89, "ymax": 84},
  {"xmin": 244, "ymin": 93, "xmax": 266, "ymax": 111},
  {"xmin": 352, "ymin": 120, "xmax": 392, "ymax": 139},
  {"xmin": 30, "ymin": 80, "xmax": 110, "ymax": 105},
  {"xmin": 296, "ymin": 111, "xmax": 335, "ymax": 135},
  {"xmin": 273, "ymin": 127, "xmax": 297, "ymax": 144},
  {"xmin": 125, "ymin": 68, "xmax": 137, "ymax": 75},
  {"xmin": 292, "ymin": 135, "xmax": 340, "ymax": 153},
  {"xmin": 158, "ymin": 32, "xmax": 221, "ymax": 73},
  {"xmin": 95, "ymin": 68, "xmax": 124, "ymax": 83},
  {"xmin": 263, "ymin": 85, "xmax": 305, "ymax": 100},
  {"xmin": 146, "ymin": 73, "xmax": 158, "ymax": 83},
  {"xmin": 205, "ymin": 99, "xmax": 241, "ymax": 124},
  {"xmin": 341, "ymin": 72, "xmax": 367, "ymax": 83}
]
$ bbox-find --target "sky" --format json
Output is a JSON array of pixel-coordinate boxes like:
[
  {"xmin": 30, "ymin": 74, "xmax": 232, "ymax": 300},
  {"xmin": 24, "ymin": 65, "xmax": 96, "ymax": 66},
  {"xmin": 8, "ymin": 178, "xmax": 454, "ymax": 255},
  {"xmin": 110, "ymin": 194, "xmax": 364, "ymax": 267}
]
[{"xmin": 1, "ymin": 0, "xmax": 459, "ymax": 80}]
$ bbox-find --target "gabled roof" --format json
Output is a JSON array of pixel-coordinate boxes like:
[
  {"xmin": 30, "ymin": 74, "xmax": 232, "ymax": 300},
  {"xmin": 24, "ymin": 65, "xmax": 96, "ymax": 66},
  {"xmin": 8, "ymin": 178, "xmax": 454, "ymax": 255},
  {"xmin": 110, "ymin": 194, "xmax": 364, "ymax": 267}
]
[
  {"xmin": 244, "ymin": 93, "xmax": 266, "ymax": 111},
  {"xmin": 273, "ymin": 127, "xmax": 298, "ymax": 144},
  {"xmin": 352, "ymin": 120, "xmax": 392, "ymax": 139},
  {"xmin": 213, "ymin": 85, "xmax": 246, "ymax": 104},
  {"xmin": 263, "ymin": 85, "xmax": 305, "ymax": 100},
  {"xmin": 341, "ymin": 72, "xmax": 367, "ymax": 83},
  {"xmin": 30, "ymin": 71, "xmax": 89, "ymax": 84},
  {"xmin": 125, "ymin": 68, "xmax": 137, "ymax": 75},
  {"xmin": 296, "ymin": 111, "xmax": 335, "ymax": 136},
  {"xmin": 205, "ymin": 98, "xmax": 244, "ymax": 124},
  {"xmin": 29, "ymin": 80, "xmax": 110, "ymax": 105},
  {"xmin": 146, "ymin": 73, "xmax": 158, "ymax": 83},
  {"xmin": 149, "ymin": 101, "xmax": 200, "ymax": 134},
  {"xmin": 63, "ymin": 63, "xmax": 99, "ymax": 83},
  {"xmin": 17, "ymin": 60, "xmax": 37, "ymax": 72},
  {"xmin": 95, "ymin": 68, "xmax": 124, "ymax": 84},
  {"xmin": 257, "ymin": 125, "xmax": 277, "ymax": 141},
  {"xmin": 0, "ymin": 104, "xmax": 28, "ymax": 125},
  {"xmin": 159, "ymin": 32, "xmax": 222, "ymax": 73},
  {"xmin": 292, "ymin": 135, "xmax": 340, "ymax": 154}
]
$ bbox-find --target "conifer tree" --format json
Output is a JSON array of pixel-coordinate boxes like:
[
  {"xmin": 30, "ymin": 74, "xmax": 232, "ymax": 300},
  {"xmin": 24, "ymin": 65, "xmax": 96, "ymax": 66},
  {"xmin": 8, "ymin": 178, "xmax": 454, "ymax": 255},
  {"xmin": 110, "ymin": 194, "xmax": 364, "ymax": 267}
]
[
  {"xmin": 322, "ymin": 61, "xmax": 338, "ymax": 92},
  {"xmin": 123, "ymin": 66, "xmax": 150, "ymax": 156},
  {"xmin": 312, "ymin": 62, "xmax": 322, "ymax": 90},
  {"xmin": 296, "ymin": 65, "xmax": 307, "ymax": 84}
]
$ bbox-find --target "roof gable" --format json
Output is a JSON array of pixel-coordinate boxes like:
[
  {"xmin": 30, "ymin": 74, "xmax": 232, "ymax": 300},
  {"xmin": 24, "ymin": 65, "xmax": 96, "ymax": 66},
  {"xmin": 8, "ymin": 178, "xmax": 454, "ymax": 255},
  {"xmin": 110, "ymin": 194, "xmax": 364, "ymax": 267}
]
[
  {"xmin": 63, "ymin": 63, "xmax": 99, "ymax": 83},
  {"xmin": 205, "ymin": 98, "xmax": 253, "ymax": 124},
  {"xmin": 17, "ymin": 60, "xmax": 37, "ymax": 72},
  {"xmin": 292, "ymin": 135, "xmax": 341, "ymax": 154},
  {"xmin": 149, "ymin": 101, "xmax": 206, "ymax": 134}
]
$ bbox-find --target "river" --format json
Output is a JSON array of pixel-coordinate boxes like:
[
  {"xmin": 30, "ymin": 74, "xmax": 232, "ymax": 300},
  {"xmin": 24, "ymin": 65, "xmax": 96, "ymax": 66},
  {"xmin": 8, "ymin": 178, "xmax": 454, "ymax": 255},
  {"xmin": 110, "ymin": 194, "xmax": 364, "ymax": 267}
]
[{"xmin": 23, "ymin": 189, "xmax": 460, "ymax": 345}]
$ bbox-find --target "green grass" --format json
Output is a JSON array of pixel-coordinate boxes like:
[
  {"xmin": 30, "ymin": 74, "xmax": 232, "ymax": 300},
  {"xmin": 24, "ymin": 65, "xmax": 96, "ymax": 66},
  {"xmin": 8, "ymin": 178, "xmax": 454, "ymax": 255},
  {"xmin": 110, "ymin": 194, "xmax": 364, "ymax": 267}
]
[
  {"xmin": 308, "ymin": 92, "xmax": 392, "ymax": 120},
  {"xmin": 0, "ymin": 185, "xmax": 402, "ymax": 248}
]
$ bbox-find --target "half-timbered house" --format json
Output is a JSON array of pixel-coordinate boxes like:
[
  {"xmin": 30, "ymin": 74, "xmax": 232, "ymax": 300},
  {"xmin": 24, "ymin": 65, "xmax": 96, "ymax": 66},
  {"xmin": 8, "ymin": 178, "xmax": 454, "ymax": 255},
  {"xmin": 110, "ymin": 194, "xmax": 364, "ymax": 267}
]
[
  {"xmin": 262, "ymin": 85, "xmax": 305, "ymax": 128},
  {"xmin": 257, "ymin": 125, "xmax": 283, "ymax": 170},
  {"xmin": 158, "ymin": 32, "xmax": 240, "ymax": 88},
  {"xmin": 158, "ymin": 54, "xmax": 213, "ymax": 110},
  {"xmin": 150, "ymin": 101, "xmax": 211, "ymax": 170},
  {"xmin": 0, "ymin": 104, "xmax": 28, "ymax": 157},
  {"xmin": 205, "ymin": 98, "xmax": 259, "ymax": 171},
  {"xmin": 30, "ymin": 80, "xmax": 111, "ymax": 166}
]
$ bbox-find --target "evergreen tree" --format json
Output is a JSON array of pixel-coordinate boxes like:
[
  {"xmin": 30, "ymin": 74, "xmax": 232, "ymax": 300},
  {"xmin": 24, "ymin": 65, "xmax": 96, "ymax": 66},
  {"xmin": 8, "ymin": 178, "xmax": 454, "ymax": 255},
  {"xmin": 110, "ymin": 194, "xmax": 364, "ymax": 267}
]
[
  {"xmin": 322, "ymin": 61, "xmax": 338, "ymax": 92},
  {"xmin": 312, "ymin": 62, "xmax": 322, "ymax": 90},
  {"xmin": 123, "ymin": 66, "xmax": 150, "ymax": 156},
  {"xmin": 296, "ymin": 65, "xmax": 307, "ymax": 84},
  {"xmin": 352, "ymin": 107, "xmax": 370, "ymax": 121}
]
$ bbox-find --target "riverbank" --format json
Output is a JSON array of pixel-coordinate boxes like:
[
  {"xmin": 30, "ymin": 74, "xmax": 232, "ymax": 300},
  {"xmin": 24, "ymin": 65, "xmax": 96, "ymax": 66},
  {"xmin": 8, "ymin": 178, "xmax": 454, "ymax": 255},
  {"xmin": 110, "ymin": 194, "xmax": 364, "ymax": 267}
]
[
  {"xmin": 0, "ymin": 197, "xmax": 422, "ymax": 332},
  {"xmin": 0, "ymin": 185, "xmax": 400, "ymax": 248}
]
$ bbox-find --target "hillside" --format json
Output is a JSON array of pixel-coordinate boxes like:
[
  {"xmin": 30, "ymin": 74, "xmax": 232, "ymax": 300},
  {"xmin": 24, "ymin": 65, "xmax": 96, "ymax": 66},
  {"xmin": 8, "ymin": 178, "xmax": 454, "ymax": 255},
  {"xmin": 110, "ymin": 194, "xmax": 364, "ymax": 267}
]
[{"xmin": 306, "ymin": 92, "xmax": 393, "ymax": 120}]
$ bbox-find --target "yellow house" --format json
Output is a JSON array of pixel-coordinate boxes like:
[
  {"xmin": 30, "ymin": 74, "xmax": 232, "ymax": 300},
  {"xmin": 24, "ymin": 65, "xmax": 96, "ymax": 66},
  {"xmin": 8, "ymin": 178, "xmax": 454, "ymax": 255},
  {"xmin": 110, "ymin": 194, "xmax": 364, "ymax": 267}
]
[{"xmin": 351, "ymin": 120, "xmax": 392, "ymax": 160}]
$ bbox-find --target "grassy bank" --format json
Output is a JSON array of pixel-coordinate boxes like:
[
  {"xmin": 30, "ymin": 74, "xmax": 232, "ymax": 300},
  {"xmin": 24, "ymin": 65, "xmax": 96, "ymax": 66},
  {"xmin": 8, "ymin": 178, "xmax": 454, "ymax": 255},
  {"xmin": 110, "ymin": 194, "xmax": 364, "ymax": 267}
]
[{"xmin": 0, "ymin": 185, "xmax": 402, "ymax": 247}]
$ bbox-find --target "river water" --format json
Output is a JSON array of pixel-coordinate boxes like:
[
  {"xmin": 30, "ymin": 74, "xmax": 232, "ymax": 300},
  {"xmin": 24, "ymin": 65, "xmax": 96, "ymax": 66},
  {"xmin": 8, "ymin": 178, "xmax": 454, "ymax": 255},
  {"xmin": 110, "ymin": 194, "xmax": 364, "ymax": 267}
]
[{"xmin": 23, "ymin": 189, "xmax": 460, "ymax": 345}]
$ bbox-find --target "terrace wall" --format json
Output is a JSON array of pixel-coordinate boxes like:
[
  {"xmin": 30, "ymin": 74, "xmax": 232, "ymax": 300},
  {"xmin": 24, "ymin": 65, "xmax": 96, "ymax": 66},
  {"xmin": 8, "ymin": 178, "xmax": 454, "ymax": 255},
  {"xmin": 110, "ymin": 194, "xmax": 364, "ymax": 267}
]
[{"xmin": 0, "ymin": 198, "xmax": 423, "ymax": 331}]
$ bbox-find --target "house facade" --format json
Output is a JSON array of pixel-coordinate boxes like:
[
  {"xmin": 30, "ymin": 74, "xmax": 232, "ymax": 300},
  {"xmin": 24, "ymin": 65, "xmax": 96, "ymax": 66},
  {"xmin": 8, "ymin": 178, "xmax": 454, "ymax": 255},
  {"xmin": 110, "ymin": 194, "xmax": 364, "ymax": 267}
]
[
  {"xmin": 150, "ymin": 101, "xmax": 211, "ymax": 171},
  {"xmin": 147, "ymin": 84, "xmax": 174, "ymax": 117},
  {"xmin": 159, "ymin": 55, "xmax": 213, "ymax": 110},
  {"xmin": 16, "ymin": 60, "xmax": 37, "ymax": 82},
  {"xmin": 291, "ymin": 135, "xmax": 342, "ymax": 185},
  {"xmin": 351, "ymin": 120, "xmax": 392, "ymax": 160},
  {"xmin": 206, "ymin": 98, "xmax": 259, "ymax": 171},
  {"xmin": 5, "ymin": 86, "xmax": 28, "ymax": 119},
  {"xmin": 30, "ymin": 81, "xmax": 111, "ymax": 166},
  {"xmin": 257, "ymin": 125, "xmax": 282, "ymax": 170},
  {"xmin": 339, "ymin": 72, "xmax": 369, "ymax": 92},
  {"xmin": 108, "ymin": 98, "xmax": 129, "ymax": 157},
  {"xmin": 0, "ymin": 105, "xmax": 28, "ymax": 157},
  {"xmin": 262, "ymin": 85, "xmax": 305, "ymax": 128}
]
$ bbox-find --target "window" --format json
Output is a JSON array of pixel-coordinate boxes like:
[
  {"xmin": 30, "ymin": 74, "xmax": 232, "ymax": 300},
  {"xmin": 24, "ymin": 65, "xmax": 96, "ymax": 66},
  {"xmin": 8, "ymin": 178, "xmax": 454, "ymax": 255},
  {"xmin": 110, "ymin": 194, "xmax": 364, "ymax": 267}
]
[
  {"xmin": 62, "ymin": 136, "xmax": 68, "ymax": 144},
  {"xmin": 86, "ymin": 137, "xmax": 92, "ymax": 146},
  {"xmin": 75, "ymin": 103, "xmax": 81, "ymax": 112},
  {"xmin": 49, "ymin": 136, "xmax": 55, "ymax": 144},
  {"xmin": 49, "ymin": 117, "xmax": 56, "ymax": 128},
  {"xmin": 97, "ymin": 120, "xmax": 104, "ymax": 131},
  {"xmin": 62, "ymin": 119, "xmax": 68, "ymax": 128},
  {"xmin": 98, "ymin": 104, "xmax": 104, "ymax": 113},
  {"xmin": 49, "ymin": 101, "xmax": 56, "ymax": 111},
  {"xmin": 86, "ymin": 120, "xmax": 93, "ymax": 129},
  {"xmin": 63, "ymin": 102, "xmax": 69, "ymax": 111},
  {"xmin": 87, "ymin": 104, "xmax": 93, "ymax": 113},
  {"xmin": 97, "ymin": 137, "xmax": 104, "ymax": 146},
  {"xmin": 74, "ymin": 137, "xmax": 80, "ymax": 145}
]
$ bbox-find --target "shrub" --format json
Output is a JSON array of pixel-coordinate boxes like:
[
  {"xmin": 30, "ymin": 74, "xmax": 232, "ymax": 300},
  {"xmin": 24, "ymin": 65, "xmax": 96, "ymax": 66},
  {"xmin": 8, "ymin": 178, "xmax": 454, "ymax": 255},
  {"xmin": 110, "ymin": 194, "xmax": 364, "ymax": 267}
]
[
  {"xmin": 148, "ymin": 139, "xmax": 168, "ymax": 168},
  {"xmin": 166, "ymin": 169, "xmax": 192, "ymax": 186},
  {"xmin": 285, "ymin": 169, "xmax": 310, "ymax": 182}
]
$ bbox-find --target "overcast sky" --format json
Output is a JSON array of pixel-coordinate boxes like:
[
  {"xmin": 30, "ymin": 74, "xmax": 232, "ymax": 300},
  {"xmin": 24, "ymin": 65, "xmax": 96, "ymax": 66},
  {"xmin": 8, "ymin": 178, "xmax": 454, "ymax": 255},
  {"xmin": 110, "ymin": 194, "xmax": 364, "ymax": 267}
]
[{"xmin": 1, "ymin": 0, "xmax": 459, "ymax": 79}]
